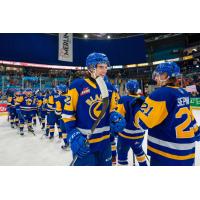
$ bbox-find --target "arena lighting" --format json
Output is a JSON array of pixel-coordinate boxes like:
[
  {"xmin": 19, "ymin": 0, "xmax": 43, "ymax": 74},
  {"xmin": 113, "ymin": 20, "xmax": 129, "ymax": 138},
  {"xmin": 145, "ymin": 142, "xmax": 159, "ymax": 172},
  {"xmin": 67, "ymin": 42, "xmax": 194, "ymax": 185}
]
[
  {"xmin": 0, "ymin": 60, "xmax": 82, "ymax": 70},
  {"xmin": 112, "ymin": 65, "xmax": 123, "ymax": 69},
  {"xmin": 126, "ymin": 64, "xmax": 137, "ymax": 68},
  {"xmin": 137, "ymin": 63, "xmax": 148, "ymax": 67},
  {"xmin": 196, "ymin": 65, "xmax": 199, "ymax": 68},
  {"xmin": 84, "ymin": 34, "xmax": 88, "ymax": 38},
  {"xmin": 107, "ymin": 35, "xmax": 111, "ymax": 39},
  {"xmin": 152, "ymin": 60, "xmax": 165, "ymax": 65}
]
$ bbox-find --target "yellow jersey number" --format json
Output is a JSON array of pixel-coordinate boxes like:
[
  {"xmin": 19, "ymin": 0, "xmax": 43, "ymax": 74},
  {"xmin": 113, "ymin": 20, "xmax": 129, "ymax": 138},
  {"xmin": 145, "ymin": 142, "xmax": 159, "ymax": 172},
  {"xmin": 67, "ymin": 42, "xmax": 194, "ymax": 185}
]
[{"xmin": 175, "ymin": 107, "xmax": 194, "ymax": 139}]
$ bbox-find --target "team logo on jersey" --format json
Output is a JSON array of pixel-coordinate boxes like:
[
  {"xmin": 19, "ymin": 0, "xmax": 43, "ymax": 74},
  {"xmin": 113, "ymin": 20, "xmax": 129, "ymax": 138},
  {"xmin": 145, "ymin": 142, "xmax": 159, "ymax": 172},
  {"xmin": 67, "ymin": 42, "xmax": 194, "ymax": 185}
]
[
  {"xmin": 26, "ymin": 98, "xmax": 32, "ymax": 105},
  {"xmin": 80, "ymin": 87, "xmax": 90, "ymax": 96},
  {"xmin": 86, "ymin": 94, "xmax": 105, "ymax": 120}
]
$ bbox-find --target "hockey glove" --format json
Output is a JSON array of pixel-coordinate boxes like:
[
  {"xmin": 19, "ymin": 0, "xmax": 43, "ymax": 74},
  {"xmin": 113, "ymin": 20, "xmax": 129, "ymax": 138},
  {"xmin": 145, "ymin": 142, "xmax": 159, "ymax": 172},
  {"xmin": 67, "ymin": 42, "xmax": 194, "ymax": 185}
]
[
  {"xmin": 68, "ymin": 129, "xmax": 90, "ymax": 158},
  {"xmin": 110, "ymin": 111, "xmax": 126, "ymax": 133}
]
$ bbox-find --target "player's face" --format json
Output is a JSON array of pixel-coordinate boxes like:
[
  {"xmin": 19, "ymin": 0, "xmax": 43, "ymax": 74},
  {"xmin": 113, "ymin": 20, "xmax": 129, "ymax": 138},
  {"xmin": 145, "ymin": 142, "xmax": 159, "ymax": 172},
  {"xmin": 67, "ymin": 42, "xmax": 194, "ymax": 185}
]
[{"xmin": 96, "ymin": 63, "xmax": 108, "ymax": 78}]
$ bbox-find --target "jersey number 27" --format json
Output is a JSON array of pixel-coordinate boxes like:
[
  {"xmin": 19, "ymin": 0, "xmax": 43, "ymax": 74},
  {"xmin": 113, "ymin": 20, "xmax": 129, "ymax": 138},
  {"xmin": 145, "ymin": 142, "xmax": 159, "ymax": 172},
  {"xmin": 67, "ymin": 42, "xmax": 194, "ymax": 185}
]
[{"xmin": 175, "ymin": 107, "xmax": 194, "ymax": 139}]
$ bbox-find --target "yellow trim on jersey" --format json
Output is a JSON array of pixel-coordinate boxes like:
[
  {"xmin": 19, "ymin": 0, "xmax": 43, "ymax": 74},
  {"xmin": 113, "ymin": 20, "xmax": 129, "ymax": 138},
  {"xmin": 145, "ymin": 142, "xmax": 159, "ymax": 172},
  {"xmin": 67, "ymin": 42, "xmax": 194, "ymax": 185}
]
[
  {"xmin": 118, "ymin": 132, "xmax": 144, "ymax": 140},
  {"xmin": 62, "ymin": 133, "xmax": 67, "ymax": 139},
  {"xmin": 136, "ymin": 155, "xmax": 146, "ymax": 162},
  {"xmin": 62, "ymin": 116, "xmax": 76, "ymax": 123},
  {"xmin": 148, "ymin": 145, "xmax": 195, "ymax": 160},
  {"xmin": 64, "ymin": 88, "xmax": 79, "ymax": 112},
  {"xmin": 129, "ymin": 94, "xmax": 141, "ymax": 98},
  {"xmin": 111, "ymin": 145, "xmax": 117, "ymax": 151},
  {"xmin": 37, "ymin": 99, "xmax": 43, "ymax": 107},
  {"xmin": 88, "ymin": 134, "xmax": 110, "ymax": 144},
  {"xmin": 134, "ymin": 97, "xmax": 168, "ymax": 129},
  {"xmin": 110, "ymin": 91, "xmax": 120, "ymax": 112},
  {"xmin": 48, "ymin": 95, "xmax": 54, "ymax": 105},
  {"xmin": 117, "ymin": 104, "xmax": 126, "ymax": 117},
  {"xmin": 56, "ymin": 101, "xmax": 62, "ymax": 112},
  {"xmin": 85, "ymin": 78, "xmax": 97, "ymax": 88},
  {"xmin": 166, "ymin": 86, "xmax": 179, "ymax": 89}
]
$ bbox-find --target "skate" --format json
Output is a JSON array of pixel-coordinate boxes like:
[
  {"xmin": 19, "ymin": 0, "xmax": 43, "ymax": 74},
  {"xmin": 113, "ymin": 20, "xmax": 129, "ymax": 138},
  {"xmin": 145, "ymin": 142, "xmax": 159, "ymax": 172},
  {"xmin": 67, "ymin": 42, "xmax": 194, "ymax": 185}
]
[
  {"xmin": 20, "ymin": 130, "xmax": 24, "ymax": 136},
  {"xmin": 61, "ymin": 143, "xmax": 70, "ymax": 151},
  {"xmin": 49, "ymin": 135, "xmax": 54, "ymax": 140},
  {"xmin": 11, "ymin": 124, "xmax": 15, "ymax": 129},
  {"xmin": 28, "ymin": 127, "xmax": 35, "ymax": 135}
]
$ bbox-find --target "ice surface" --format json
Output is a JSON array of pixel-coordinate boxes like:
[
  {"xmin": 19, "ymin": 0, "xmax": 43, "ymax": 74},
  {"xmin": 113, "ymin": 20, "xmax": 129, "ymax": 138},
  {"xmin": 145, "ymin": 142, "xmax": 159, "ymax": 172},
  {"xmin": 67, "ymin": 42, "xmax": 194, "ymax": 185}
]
[
  {"xmin": 0, "ymin": 109, "xmax": 200, "ymax": 166},
  {"xmin": 0, "ymin": 116, "xmax": 72, "ymax": 166}
]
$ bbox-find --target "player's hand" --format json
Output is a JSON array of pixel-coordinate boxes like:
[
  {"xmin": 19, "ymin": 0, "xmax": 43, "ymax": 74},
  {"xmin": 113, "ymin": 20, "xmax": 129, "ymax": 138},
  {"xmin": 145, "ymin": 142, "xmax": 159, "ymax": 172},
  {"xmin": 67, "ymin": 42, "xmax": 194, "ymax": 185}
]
[
  {"xmin": 110, "ymin": 111, "xmax": 126, "ymax": 133},
  {"xmin": 68, "ymin": 129, "xmax": 90, "ymax": 158}
]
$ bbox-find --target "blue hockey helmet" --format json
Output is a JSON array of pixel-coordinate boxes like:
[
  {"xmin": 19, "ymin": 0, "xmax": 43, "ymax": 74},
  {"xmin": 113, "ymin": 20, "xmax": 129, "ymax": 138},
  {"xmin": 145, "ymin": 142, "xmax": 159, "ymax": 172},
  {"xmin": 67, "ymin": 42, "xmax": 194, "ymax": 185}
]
[
  {"xmin": 25, "ymin": 88, "xmax": 33, "ymax": 92},
  {"xmin": 57, "ymin": 84, "xmax": 67, "ymax": 93},
  {"xmin": 152, "ymin": 62, "xmax": 180, "ymax": 80},
  {"xmin": 86, "ymin": 52, "xmax": 110, "ymax": 69},
  {"xmin": 126, "ymin": 80, "xmax": 139, "ymax": 93}
]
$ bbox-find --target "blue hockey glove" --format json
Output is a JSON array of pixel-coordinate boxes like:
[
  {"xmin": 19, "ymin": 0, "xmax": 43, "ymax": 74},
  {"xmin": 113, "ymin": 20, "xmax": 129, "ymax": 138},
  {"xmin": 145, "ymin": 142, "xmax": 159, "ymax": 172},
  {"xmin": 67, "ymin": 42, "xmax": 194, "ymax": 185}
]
[
  {"xmin": 110, "ymin": 111, "xmax": 126, "ymax": 133},
  {"xmin": 68, "ymin": 129, "xmax": 90, "ymax": 158}
]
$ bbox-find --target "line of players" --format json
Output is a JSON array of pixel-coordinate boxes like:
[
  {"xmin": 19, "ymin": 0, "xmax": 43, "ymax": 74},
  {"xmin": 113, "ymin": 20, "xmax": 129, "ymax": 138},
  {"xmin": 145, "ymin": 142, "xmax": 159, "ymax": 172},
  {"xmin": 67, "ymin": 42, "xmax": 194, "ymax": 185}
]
[
  {"xmin": 6, "ymin": 78, "xmax": 148, "ymax": 165},
  {"xmin": 6, "ymin": 86, "xmax": 69, "ymax": 149}
]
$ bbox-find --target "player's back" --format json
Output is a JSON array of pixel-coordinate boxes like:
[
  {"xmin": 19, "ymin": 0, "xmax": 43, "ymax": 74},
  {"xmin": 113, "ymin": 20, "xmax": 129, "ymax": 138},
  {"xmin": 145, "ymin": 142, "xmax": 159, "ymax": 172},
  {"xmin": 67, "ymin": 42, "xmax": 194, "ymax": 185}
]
[
  {"xmin": 118, "ymin": 95, "xmax": 145, "ymax": 140},
  {"xmin": 145, "ymin": 86, "xmax": 197, "ymax": 165}
]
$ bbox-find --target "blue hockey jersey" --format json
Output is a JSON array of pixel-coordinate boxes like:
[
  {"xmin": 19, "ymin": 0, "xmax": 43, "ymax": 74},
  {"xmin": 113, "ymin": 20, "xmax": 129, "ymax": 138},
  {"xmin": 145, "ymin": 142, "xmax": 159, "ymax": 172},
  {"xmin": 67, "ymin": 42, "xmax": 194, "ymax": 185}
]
[
  {"xmin": 15, "ymin": 94, "xmax": 36, "ymax": 111},
  {"xmin": 55, "ymin": 93, "xmax": 68, "ymax": 115},
  {"xmin": 47, "ymin": 92, "xmax": 60, "ymax": 112},
  {"xmin": 7, "ymin": 96, "xmax": 17, "ymax": 108},
  {"xmin": 62, "ymin": 78, "xmax": 119, "ymax": 152},
  {"xmin": 117, "ymin": 95, "xmax": 145, "ymax": 139},
  {"xmin": 134, "ymin": 86, "xmax": 199, "ymax": 165}
]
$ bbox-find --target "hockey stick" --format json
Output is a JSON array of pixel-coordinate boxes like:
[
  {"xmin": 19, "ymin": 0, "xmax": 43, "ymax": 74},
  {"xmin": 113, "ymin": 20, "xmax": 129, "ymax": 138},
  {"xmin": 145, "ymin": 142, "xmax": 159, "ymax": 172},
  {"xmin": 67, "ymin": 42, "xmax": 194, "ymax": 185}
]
[
  {"xmin": 70, "ymin": 76, "xmax": 109, "ymax": 166},
  {"xmin": 132, "ymin": 150, "xmax": 136, "ymax": 166}
]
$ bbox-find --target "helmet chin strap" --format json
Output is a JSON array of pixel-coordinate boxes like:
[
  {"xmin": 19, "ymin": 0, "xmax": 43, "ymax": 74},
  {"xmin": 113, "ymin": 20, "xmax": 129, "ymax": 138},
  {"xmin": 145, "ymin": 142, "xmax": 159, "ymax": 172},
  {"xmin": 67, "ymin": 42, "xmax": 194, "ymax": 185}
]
[
  {"xmin": 157, "ymin": 75, "xmax": 169, "ymax": 86},
  {"xmin": 88, "ymin": 67, "xmax": 98, "ymax": 79}
]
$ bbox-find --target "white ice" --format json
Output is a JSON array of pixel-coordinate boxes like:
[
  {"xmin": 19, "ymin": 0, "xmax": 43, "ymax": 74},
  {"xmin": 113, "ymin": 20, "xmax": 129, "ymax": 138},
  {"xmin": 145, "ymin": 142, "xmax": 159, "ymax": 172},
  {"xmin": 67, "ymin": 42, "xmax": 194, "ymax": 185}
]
[{"xmin": 0, "ymin": 109, "xmax": 200, "ymax": 166}]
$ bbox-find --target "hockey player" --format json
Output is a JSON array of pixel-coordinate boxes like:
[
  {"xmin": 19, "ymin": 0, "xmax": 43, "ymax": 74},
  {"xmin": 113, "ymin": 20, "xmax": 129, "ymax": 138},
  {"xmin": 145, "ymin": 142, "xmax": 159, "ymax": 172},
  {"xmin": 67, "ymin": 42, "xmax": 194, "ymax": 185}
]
[
  {"xmin": 15, "ymin": 88, "xmax": 35, "ymax": 135},
  {"xmin": 134, "ymin": 62, "xmax": 200, "ymax": 166},
  {"xmin": 32, "ymin": 90, "xmax": 37, "ymax": 126},
  {"xmin": 36, "ymin": 90, "xmax": 47, "ymax": 130},
  {"xmin": 62, "ymin": 52, "xmax": 121, "ymax": 166},
  {"xmin": 44, "ymin": 89, "xmax": 51, "ymax": 136},
  {"xmin": 47, "ymin": 87, "xmax": 62, "ymax": 139},
  {"xmin": 7, "ymin": 89, "xmax": 20, "ymax": 128},
  {"xmin": 114, "ymin": 80, "xmax": 148, "ymax": 166},
  {"xmin": 55, "ymin": 84, "xmax": 69, "ymax": 149}
]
